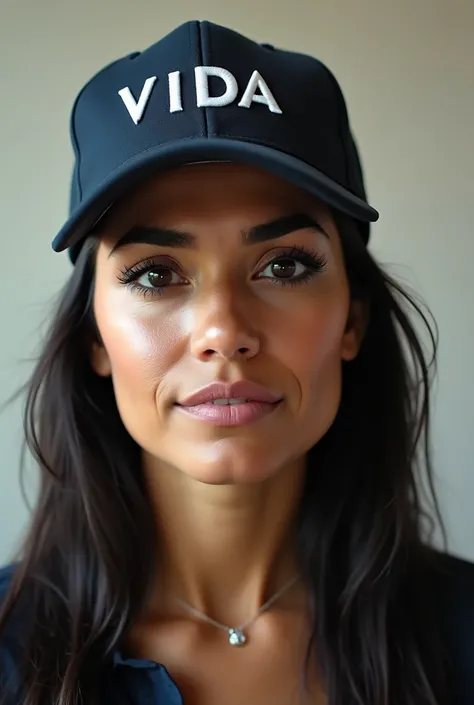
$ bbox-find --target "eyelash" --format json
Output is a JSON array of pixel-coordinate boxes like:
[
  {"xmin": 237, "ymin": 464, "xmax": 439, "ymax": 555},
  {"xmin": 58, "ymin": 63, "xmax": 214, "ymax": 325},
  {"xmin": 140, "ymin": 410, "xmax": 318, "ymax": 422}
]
[{"xmin": 117, "ymin": 245, "xmax": 328, "ymax": 299}]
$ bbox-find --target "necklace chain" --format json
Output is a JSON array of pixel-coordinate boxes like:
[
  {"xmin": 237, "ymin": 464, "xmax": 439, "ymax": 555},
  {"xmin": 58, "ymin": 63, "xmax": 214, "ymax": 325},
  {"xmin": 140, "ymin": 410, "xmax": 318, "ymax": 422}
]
[{"xmin": 174, "ymin": 574, "xmax": 299, "ymax": 646}]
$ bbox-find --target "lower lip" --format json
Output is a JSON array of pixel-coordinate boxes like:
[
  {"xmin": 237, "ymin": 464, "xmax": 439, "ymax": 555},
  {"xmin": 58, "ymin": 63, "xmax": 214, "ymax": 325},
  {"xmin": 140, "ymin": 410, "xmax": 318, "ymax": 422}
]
[{"xmin": 176, "ymin": 400, "xmax": 282, "ymax": 426}]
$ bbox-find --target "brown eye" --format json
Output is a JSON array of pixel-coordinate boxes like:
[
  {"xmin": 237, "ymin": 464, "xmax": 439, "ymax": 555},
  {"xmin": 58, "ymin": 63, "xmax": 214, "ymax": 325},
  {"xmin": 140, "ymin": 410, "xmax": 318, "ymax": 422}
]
[
  {"xmin": 259, "ymin": 256, "xmax": 306, "ymax": 281},
  {"xmin": 255, "ymin": 247, "xmax": 328, "ymax": 288},
  {"xmin": 270, "ymin": 258, "xmax": 297, "ymax": 279},
  {"xmin": 117, "ymin": 258, "xmax": 188, "ymax": 298},
  {"xmin": 145, "ymin": 267, "xmax": 174, "ymax": 288},
  {"xmin": 135, "ymin": 265, "xmax": 186, "ymax": 292}
]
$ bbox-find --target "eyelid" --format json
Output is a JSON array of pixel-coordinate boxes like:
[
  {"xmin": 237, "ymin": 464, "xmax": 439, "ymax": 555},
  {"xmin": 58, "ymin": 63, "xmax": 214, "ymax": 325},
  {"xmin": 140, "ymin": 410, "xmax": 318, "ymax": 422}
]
[
  {"xmin": 121, "ymin": 253, "xmax": 181, "ymax": 269},
  {"xmin": 256, "ymin": 243, "xmax": 326, "ymax": 267},
  {"xmin": 116, "ymin": 254, "xmax": 184, "ymax": 279}
]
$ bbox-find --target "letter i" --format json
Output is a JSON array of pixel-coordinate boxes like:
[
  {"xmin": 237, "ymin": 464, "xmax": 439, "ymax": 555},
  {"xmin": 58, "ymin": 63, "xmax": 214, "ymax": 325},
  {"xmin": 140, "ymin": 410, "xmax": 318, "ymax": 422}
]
[{"xmin": 169, "ymin": 71, "xmax": 183, "ymax": 113}]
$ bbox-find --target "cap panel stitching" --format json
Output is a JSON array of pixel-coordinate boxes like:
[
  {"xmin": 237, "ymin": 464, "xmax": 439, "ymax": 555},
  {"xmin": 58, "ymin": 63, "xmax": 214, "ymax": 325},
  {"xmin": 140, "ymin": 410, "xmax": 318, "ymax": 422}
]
[{"xmin": 196, "ymin": 21, "xmax": 209, "ymax": 137}]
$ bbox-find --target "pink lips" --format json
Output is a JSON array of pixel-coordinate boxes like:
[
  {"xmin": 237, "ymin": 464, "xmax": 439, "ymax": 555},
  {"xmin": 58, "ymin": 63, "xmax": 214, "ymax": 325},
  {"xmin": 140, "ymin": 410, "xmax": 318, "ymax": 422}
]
[{"xmin": 176, "ymin": 381, "xmax": 283, "ymax": 427}]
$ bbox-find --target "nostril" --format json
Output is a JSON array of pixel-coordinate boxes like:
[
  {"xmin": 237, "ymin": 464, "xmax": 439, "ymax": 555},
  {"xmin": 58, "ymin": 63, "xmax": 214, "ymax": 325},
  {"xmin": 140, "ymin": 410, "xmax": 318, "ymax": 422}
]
[{"xmin": 202, "ymin": 346, "xmax": 251, "ymax": 359}]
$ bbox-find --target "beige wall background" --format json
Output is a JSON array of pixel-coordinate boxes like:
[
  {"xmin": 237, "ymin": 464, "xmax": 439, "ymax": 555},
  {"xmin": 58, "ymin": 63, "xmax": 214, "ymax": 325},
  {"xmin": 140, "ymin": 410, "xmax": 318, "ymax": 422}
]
[{"xmin": 0, "ymin": 0, "xmax": 473, "ymax": 564}]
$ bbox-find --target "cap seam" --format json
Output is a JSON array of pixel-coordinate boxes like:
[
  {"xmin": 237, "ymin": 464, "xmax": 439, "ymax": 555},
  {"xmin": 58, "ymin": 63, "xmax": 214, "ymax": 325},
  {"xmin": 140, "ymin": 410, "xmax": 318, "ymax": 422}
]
[
  {"xmin": 70, "ymin": 56, "xmax": 130, "ymax": 205},
  {"xmin": 196, "ymin": 22, "xmax": 209, "ymax": 137},
  {"xmin": 69, "ymin": 90, "xmax": 84, "ymax": 204}
]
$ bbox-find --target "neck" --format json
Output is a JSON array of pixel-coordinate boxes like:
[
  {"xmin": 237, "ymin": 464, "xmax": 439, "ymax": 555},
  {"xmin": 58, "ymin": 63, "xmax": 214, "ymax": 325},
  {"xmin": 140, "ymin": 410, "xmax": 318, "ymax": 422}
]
[{"xmin": 141, "ymin": 455, "xmax": 307, "ymax": 627}]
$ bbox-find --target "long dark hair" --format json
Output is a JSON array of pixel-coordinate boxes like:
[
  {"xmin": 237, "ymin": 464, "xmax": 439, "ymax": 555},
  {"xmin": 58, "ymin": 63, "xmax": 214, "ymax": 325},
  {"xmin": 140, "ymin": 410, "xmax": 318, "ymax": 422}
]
[{"xmin": 0, "ymin": 213, "xmax": 449, "ymax": 705}]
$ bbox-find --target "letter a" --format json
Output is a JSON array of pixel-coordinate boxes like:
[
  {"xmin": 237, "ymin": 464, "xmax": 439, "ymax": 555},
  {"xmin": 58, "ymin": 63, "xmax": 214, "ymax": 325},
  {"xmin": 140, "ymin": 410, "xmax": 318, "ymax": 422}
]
[
  {"xmin": 238, "ymin": 71, "xmax": 282, "ymax": 114},
  {"xmin": 118, "ymin": 76, "xmax": 158, "ymax": 125}
]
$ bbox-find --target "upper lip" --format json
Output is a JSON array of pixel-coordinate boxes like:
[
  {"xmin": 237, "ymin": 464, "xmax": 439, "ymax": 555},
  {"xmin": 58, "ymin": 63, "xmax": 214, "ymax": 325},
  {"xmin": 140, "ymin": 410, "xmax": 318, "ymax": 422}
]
[{"xmin": 178, "ymin": 381, "xmax": 283, "ymax": 407}]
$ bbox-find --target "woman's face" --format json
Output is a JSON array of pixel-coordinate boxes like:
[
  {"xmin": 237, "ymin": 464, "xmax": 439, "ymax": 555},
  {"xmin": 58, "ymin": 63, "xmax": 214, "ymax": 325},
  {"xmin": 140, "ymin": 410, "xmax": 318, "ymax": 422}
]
[{"xmin": 91, "ymin": 163, "xmax": 365, "ymax": 484}]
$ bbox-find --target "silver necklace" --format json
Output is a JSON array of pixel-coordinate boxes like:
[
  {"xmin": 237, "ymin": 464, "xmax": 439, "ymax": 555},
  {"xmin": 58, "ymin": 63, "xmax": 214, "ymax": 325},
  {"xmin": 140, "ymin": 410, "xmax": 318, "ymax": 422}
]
[{"xmin": 174, "ymin": 575, "xmax": 299, "ymax": 647}]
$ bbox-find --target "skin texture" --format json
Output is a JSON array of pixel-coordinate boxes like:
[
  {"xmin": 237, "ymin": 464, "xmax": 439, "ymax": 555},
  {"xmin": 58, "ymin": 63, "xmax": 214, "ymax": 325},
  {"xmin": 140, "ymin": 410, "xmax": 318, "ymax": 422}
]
[{"xmin": 90, "ymin": 163, "xmax": 366, "ymax": 704}]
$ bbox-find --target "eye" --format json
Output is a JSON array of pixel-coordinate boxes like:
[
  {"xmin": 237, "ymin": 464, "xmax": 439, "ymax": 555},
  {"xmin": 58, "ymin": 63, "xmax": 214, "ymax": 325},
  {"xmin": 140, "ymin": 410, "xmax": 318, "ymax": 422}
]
[
  {"xmin": 117, "ymin": 259, "xmax": 187, "ymax": 297},
  {"xmin": 136, "ymin": 265, "xmax": 184, "ymax": 290},
  {"xmin": 256, "ymin": 246, "xmax": 328, "ymax": 286},
  {"xmin": 259, "ymin": 257, "xmax": 307, "ymax": 280}
]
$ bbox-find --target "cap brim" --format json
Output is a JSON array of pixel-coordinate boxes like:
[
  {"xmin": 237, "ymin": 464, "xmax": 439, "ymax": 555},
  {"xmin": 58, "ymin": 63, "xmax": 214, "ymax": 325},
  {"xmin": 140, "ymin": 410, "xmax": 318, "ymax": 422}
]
[{"xmin": 52, "ymin": 137, "xmax": 379, "ymax": 260}]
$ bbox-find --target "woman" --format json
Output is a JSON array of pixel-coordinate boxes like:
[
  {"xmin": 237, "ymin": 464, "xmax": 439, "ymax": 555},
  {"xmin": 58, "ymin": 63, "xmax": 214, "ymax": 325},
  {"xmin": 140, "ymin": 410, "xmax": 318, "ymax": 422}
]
[{"xmin": 0, "ymin": 19, "xmax": 472, "ymax": 705}]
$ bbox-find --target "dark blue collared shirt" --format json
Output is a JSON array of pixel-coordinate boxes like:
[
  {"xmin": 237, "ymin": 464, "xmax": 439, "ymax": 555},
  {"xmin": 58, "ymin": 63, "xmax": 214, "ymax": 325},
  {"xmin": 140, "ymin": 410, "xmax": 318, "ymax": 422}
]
[{"xmin": 1, "ymin": 552, "xmax": 473, "ymax": 704}]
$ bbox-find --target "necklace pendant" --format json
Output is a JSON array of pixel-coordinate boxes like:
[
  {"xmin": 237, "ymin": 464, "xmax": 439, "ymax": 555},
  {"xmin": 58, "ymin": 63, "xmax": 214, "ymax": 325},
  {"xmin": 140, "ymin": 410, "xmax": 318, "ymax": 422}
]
[{"xmin": 228, "ymin": 628, "xmax": 246, "ymax": 646}]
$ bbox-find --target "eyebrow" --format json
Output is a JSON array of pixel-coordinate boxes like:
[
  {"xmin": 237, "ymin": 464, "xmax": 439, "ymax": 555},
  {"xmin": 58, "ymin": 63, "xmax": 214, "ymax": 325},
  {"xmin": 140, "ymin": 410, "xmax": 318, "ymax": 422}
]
[{"xmin": 108, "ymin": 212, "xmax": 329, "ymax": 258}]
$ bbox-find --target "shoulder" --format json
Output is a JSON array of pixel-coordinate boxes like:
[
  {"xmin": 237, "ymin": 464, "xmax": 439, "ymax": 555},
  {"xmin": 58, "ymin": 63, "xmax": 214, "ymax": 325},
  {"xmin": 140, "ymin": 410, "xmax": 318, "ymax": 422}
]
[
  {"xmin": 427, "ymin": 544, "xmax": 474, "ymax": 580},
  {"xmin": 426, "ymin": 549, "xmax": 474, "ymax": 704},
  {"xmin": 0, "ymin": 563, "xmax": 16, "ymax": 599},
  {"xmin": 428, "ymin": 549, "xmax": 474, "ymax": 620},
  {"xmin": 0, "ymin": 563, "xmax": 23, "ymax": 702},
  {"xmin": 0, "ymin": 562, "xmax": 19, "ymax": 633}
]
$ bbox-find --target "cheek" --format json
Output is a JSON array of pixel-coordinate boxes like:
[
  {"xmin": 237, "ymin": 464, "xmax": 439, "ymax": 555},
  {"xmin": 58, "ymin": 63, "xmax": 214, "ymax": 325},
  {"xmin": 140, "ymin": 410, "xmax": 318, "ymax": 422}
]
[
  {"xmin": 277, "ymin": 294, "xmax": 348, "ymax": 377},
  {"xmin": 274, "ymin": 292, "xmax": 349, "ymax": 430},
  {"xmin": 94, "ymin": 288, "xmax": 182, "ymax": 405}
]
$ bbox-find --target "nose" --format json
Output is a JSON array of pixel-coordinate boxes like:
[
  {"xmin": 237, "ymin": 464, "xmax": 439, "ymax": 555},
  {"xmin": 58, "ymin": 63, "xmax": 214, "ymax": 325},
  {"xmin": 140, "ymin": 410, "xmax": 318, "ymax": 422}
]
[{"xmin": 189, "ymin": 290, "xmax": 260, "ymax": 362}]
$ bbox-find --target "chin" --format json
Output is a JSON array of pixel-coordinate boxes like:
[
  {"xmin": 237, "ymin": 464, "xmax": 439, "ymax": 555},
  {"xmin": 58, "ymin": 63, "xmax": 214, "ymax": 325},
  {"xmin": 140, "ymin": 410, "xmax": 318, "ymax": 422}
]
[{"xmin": 167, "ymin": 437, "xmax": 295, "ymax": 485}]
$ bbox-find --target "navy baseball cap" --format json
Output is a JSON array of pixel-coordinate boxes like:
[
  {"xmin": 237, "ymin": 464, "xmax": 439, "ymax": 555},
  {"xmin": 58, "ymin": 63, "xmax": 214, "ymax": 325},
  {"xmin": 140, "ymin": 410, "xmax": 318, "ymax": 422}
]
[{"xmin": 51, "ymin": 21, "xmax": 379, "ymax": 263}]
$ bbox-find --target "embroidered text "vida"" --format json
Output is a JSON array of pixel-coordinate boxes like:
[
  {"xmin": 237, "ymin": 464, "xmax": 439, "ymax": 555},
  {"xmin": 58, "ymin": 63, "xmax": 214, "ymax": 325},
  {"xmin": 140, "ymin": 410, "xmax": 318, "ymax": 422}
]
[{"xmin": 118, "ymin": 66, "xmax": 283, "ymax": 125}]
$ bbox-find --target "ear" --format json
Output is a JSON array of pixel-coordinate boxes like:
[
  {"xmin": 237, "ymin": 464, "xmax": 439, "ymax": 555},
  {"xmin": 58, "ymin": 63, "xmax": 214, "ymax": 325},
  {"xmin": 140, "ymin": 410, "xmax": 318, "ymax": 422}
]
[
  {"xmin": 341, "ymin": 298, "xmax": 369, "ymax": 361},
  {"xmin": 90, "ymin": 341, "xmax": 112, "ymax": 377}
]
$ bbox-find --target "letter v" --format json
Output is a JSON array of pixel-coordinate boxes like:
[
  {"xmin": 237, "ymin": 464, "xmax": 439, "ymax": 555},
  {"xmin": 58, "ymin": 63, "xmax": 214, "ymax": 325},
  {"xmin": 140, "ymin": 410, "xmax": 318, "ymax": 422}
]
[{"xmin": 118, "ymin": 76, "xmax": 157, "ymax": 125}]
